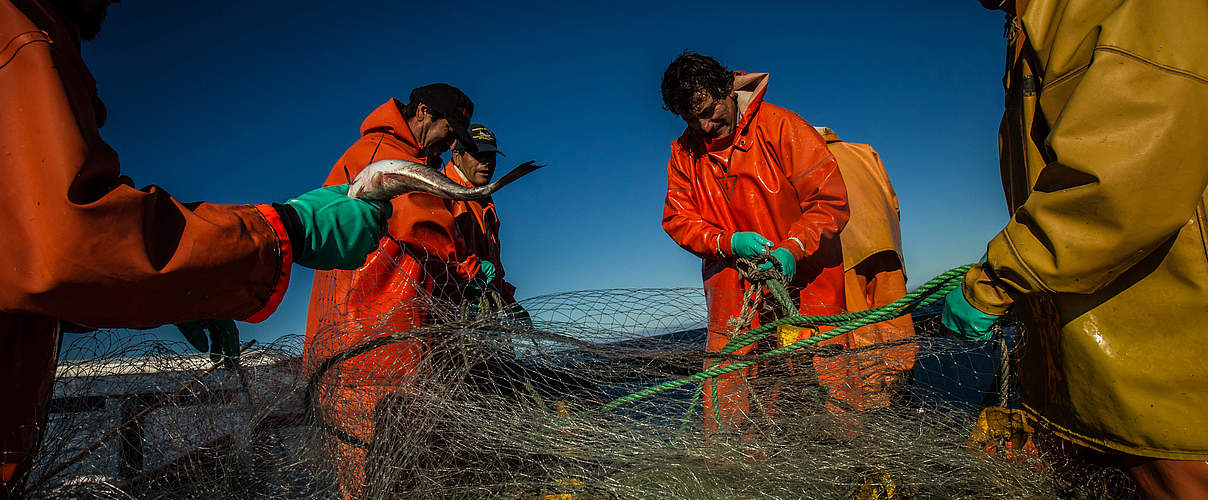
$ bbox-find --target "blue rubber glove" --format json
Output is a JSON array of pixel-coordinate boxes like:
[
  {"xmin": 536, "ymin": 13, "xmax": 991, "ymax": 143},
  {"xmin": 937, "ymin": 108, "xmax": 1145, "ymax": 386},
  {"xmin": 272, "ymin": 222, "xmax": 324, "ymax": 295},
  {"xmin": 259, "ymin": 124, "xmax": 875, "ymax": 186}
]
[
  {"xmin": 730, "ymin": 232, "xmax": 773, "ymax": 258},
  {"xmin": 175, "ymin": 319, "xmax": 240, "ymax": 368},
  {"xmin": 280, "ymin": 184, "xmax": 389, "ymax": 271},
  {"xmin": 941, "ymin": 286, "xmax": 1001, "ymax": 341}
]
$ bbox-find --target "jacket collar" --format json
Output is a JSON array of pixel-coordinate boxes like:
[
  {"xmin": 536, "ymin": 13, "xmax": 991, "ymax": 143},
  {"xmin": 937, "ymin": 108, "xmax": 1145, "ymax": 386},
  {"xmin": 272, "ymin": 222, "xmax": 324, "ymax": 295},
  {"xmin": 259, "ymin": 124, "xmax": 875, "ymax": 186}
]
[{"xmin": 443, "ymin": 161, "xmax": 474, "ymax": 188}]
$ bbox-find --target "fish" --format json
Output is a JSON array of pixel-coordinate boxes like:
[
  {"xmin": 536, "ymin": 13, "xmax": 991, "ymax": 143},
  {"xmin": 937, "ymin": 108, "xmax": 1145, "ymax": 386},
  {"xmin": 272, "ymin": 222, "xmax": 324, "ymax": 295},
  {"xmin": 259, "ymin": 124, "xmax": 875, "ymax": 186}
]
[{"xmin": 347, "ymin": 159, "xmax": 543, "ymax": 201}]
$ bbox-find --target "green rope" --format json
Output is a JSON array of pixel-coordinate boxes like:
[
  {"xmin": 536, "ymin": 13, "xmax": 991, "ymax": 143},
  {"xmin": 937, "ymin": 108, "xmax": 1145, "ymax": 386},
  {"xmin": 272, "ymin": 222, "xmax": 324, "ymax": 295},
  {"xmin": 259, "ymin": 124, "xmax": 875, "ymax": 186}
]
[{"xmin": 597, "ymin": 264, "xmax": 973, "ymax": 412}]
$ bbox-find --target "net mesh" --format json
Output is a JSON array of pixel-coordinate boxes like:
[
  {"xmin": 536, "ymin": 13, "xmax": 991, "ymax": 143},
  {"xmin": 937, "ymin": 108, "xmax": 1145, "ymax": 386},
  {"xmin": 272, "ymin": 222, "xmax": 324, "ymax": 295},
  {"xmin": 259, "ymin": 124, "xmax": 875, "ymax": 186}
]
[{"xmin": 26, "ymin": 253, "xmax": 1138, "ymax": 499}]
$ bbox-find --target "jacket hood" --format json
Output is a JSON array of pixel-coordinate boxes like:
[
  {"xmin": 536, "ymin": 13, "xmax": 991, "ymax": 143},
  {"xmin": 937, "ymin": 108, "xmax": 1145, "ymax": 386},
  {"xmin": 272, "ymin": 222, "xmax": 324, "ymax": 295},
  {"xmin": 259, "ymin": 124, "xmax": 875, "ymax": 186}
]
[
  {"xmin": 732, "ymin": 71, "xmax": 769, "ymax": 135},
  {"xmin": 814, "ymin": 126, "xmax": 841, "ymax": 143},
  {"xmin": 361, "ymin": 98, "xmax": 421, "ymax": 148}
]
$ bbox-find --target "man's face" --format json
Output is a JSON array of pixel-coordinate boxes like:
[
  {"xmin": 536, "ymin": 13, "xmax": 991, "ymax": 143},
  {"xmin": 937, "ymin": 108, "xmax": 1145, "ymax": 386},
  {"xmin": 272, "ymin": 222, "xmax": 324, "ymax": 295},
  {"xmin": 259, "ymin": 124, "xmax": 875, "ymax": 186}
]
[
  {"xmin": 453, "ymin": 150, "xmax": 498, "ymax": 187},
  {"xmin": 416, "ymin": 104, "xmax": 457, "ymax": 157},
  {"xmin": 682, "ymin": 90, "xmax": 738, "ymax": 139}
]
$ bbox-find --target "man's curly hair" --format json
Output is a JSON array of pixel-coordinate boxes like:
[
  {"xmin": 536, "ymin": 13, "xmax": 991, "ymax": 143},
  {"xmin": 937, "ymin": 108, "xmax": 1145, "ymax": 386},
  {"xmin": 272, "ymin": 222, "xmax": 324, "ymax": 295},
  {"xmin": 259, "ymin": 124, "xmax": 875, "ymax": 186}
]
[{"xmin": 661, "ymin": 52, "xmax": 733, "ymax": 117}]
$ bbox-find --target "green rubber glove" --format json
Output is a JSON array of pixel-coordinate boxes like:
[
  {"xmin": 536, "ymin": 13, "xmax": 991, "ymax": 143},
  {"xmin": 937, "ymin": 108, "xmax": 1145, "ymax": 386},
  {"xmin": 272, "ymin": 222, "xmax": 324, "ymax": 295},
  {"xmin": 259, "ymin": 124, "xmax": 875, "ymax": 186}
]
[
  {"xmin": 941, "ymin": 286, "xmax": 1001, "ymax": 341},
  {"xmin": 479, "ymin": 260, "xmax": 496, "ymax": 284},
  {"xmin": 730, "ymin": 232, "xmax": 773, "ymax": 258},
  {"xmin": 285, "ymin": 184, "xmax": 388, "ymax": 271},
  {"xmin": 770, "ymin": 247, "xmax": 796, "ymax": 280},
  {"xmin": 757, "ymin": 247, "xmax": 797, "ymax": 280},
  {"xmin": 175, "ymin": 319, "xmax": 240, "ymax": 368}
]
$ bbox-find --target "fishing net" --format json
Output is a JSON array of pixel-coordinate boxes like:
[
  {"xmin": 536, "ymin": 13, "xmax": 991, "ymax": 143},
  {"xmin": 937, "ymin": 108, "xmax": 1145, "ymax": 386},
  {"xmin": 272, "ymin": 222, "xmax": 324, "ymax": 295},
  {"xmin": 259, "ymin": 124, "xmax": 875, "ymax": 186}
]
[{"xmin": 23, "ymin": 257, "xmax": 1138, "ymax": 499}]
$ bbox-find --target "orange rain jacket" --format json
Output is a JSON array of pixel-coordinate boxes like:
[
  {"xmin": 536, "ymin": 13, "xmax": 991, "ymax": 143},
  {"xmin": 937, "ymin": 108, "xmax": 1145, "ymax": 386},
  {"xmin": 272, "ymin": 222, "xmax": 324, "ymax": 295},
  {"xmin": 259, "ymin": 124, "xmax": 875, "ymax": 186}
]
[
  {"xmin": 0, "ymin": 0, "xmax": 291, "ymax": 487},
  {"xmin": 303, "ymin": 100, "xmax": 480, "ymax": 498},
  {"xmin": 662, "ymin": 72, "xmax": 849, "ymax": 427},
  {"xmin": 442, "ymin": 161, "xmax": 518, "ymax": 304}
]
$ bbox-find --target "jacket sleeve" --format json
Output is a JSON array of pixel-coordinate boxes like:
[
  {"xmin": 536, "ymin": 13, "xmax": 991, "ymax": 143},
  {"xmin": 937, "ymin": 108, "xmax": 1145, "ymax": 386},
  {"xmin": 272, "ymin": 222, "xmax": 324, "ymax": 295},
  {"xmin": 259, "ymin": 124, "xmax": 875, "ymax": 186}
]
[
  {"xmin": 388, "ymin": 193, "xmax": 481, "ymax": 282},
  {"xmin": 774, "ymin": 115, "xmax": 850, "ymax": 262},
  {"xmin": 662, "ymin": 152, "xmax": 733, "ymax": 259},
  {"xmin": 0, "ymin": 32, "xmax": 290, "ymax": 328},
  {"xmin": 972, "ymin": 28, "xmax": 1208, "ymax": 311}
]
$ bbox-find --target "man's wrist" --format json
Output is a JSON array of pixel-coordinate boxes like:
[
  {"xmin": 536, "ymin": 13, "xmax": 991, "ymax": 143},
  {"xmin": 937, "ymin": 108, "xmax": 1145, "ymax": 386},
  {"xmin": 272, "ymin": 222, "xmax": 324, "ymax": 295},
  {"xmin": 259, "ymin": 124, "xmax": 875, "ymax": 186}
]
[
  {"xmin": 963, "ymin": 261, "xmax": 1017, "ymax": 316},
  {"xmin": 271, "ymin": 203, "xmax": 305, "ymax": 260}
]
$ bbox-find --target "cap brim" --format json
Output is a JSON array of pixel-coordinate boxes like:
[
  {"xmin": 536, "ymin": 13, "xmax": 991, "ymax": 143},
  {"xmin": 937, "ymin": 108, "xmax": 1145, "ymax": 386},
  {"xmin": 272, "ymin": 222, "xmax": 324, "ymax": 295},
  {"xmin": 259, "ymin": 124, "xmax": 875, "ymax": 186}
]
[{"xmin": 451, "ymin": 121, "xmax": 477, "ymax": 153}]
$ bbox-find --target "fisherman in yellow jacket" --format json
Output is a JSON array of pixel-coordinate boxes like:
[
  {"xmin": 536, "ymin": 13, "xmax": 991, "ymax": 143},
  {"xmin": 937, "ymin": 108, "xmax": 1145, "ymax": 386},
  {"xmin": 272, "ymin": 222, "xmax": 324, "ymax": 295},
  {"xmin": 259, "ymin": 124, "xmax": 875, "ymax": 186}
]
[{"xmin": 945, "ymin": 1, "xmax": 1208, "ymax": 496}]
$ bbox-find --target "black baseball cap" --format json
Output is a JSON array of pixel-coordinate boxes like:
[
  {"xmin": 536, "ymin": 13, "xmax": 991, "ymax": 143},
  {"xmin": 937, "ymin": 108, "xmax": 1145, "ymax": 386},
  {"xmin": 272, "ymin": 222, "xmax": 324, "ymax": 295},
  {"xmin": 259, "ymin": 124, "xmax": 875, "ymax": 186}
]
[
  {"xmin": 454, "ymin": 124, "xmax": 505, "ymax": 155},
  {"xmin": 409, "ymin": 83, "xmax": 475, "ymax": 152}
]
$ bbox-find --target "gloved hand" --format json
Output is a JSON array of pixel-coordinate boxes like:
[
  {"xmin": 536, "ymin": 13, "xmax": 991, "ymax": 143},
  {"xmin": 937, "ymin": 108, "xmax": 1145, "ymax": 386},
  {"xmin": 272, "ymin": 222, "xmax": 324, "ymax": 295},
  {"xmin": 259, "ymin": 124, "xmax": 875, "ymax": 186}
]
[
  {"xmin": 506, "ymin": 302, "xmax": 533, "ymax": 328},
  {"xmin": 758, "ymin": 247, "xmax": 797, "ymax": 280},
  {"xmin": 730, "ymin": 232, "xmax": 773, "ymax": 258},
  {"xmin": 478, "ymin": 260, "xmax": 496, "ymax": 285},
  {"xmin": 274, "ymin": 184, "xmax": 389, "ymax": 271},
  {"xmin": 941, "ymin": 286, "xmax": 1001, "ymax": 341},
  {"xmin": 175, "ymin": 319, "xmax": 240, "ymax": 368}
]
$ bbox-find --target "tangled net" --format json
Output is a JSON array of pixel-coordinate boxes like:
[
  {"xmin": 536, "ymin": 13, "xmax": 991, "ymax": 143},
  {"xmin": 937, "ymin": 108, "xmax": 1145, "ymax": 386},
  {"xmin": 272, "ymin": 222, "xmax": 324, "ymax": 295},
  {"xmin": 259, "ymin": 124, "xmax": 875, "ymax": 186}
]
[{"xmin": 25, "ymin": 268, "xmax": 1138, "ymax": 499}]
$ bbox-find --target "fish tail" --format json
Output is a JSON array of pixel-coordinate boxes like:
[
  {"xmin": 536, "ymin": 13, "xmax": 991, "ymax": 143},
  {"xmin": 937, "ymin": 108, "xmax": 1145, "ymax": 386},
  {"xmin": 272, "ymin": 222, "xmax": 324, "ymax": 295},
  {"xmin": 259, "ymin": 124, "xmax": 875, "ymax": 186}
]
[{"xmin": 486, "ymin": 161, "xmax": 543, "ymax": 194}]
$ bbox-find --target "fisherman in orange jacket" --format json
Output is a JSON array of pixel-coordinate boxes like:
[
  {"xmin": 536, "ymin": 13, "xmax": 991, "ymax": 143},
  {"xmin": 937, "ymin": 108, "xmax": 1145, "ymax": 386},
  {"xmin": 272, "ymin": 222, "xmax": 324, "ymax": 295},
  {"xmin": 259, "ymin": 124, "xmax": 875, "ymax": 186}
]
[
  {"xmin": 659, "ymin": 52, "xmax": 850, "ymax": 432},
  {"xmin": 304, "ymin": 85, "xmax": 488, "ymax": 498},
  {"xmin": 0, "ymin": 0, "xmax": 387, "ymax": 495},
  {"xmin": 442, "ymin": 124, "xmax": 523, "ymax": 313}
]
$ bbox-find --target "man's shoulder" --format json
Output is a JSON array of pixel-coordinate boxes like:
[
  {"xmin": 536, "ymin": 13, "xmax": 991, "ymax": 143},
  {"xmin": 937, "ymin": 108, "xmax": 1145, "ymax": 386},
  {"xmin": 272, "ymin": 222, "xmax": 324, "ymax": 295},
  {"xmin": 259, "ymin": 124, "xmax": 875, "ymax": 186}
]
[
  {"xmin": 352, "ymin": 132, "xmax": 423, "ymax": 163},
  {"xmin": 1, "ymin": 0, "xmax": 62, "ymax": 70},
  {"xmin": 668, "ymin": 130, "xmax": 701, "ymax": 158},
  {"xmin": 2, "ymin": 0, "xmax": 43, "ymax": 41},
  {"xmin": 753, "ymin": 101, "xmax": 809, "ymax": 127},
  {"xmin": 324, "ymin": 133, "xmax": 424, "ymax": 185}
]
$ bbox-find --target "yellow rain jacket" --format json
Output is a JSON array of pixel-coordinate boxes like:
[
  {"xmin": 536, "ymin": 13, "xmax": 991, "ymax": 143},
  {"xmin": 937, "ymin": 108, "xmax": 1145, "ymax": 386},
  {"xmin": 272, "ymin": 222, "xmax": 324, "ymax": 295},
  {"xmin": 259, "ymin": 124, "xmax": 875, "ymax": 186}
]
[
  {"xmin": 965, "ymin": 0, "xmax": 1208, "ymax": 459},
  {"xmin": 816, "ymin": 127, "xmax": 916, "ymax": 363}
]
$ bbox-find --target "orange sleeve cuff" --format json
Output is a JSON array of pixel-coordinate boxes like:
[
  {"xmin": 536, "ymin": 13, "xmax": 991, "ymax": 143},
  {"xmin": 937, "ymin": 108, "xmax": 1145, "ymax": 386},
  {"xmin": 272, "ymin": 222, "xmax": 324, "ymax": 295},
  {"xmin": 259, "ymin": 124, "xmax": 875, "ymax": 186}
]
[
  {"xmin": 719, "ymin": 231, "xmax": 734, "ymax": 256},
  {"xmin": 457, "ymin": 255, "xmax": 481, "ymax": 282},
  {"xmin": 244, "ymin": 204, "xmax": 293, "ymax": 323}
]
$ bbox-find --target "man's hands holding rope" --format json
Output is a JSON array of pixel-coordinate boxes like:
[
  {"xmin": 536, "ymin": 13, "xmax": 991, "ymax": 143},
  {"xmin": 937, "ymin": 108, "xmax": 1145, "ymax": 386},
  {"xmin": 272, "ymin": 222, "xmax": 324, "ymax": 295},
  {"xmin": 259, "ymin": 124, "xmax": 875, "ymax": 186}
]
[{"xmin": 730, "ymin": 232, "xmax": 796, "ymax": 280}]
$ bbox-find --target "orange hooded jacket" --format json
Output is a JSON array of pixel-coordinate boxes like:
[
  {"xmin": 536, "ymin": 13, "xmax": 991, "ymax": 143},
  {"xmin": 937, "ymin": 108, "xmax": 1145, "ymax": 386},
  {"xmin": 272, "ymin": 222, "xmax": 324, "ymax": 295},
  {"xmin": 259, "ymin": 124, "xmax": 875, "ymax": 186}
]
[
  {"xmin": 442, "ymin": 161, "xmax": 517, "ymax": 303},
  {"xmin": 662, "ymin": 71, "xmax": 849, "ymax": 428},
  {"xmin": 0, "ymin": 0, "xmax": 291, "ymax": 486},
  {"xmin": 303, "ymin": 100, "xmax": 481, "ymax": 498},
  {"xmin": 304, "ymin": 99, "xmax": 481, "ymax": 384}
]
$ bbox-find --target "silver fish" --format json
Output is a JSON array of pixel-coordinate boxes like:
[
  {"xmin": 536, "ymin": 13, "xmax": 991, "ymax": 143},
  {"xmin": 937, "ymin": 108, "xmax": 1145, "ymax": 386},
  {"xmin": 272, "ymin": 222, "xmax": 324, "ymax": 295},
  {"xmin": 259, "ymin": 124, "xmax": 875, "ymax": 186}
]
[{"xmin": 348, "ymin": 159, "xmax": 543, "ymax": 201}]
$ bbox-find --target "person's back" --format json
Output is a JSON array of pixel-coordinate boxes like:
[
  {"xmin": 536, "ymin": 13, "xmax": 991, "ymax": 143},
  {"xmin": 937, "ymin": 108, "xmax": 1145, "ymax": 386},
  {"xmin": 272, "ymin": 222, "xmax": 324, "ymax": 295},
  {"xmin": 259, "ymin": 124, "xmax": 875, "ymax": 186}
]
[{"xmin": 816, "ymin": 126, "xmax": 916, "ymax": 409}]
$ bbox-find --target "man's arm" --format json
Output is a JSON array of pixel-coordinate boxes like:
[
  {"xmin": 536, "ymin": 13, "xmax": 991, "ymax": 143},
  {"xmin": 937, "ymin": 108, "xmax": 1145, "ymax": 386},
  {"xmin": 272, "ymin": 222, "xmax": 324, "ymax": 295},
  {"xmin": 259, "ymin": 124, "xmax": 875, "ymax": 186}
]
[
  {"xmin": 0, "ymin": 28, "xmax": 290, "ymax": 328},
  {"xmin": 662, "ymin": 154, "xmax": 734, "ymax": 259},
  {"xmin": 969, "ymin": 24, "xmax": 1208, "ymax": 313},
  {"xmin": 774, "ymin": 115, "xmax": 850, "ymax": 262}
]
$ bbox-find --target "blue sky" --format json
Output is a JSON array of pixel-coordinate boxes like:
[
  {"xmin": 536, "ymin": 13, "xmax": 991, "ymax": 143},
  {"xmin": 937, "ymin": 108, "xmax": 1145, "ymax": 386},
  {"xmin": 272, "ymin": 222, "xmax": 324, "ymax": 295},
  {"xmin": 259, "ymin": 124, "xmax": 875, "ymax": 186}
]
[{"xmin": 79, "ymin": 1, "xmax": 1012, "ymax": 344}]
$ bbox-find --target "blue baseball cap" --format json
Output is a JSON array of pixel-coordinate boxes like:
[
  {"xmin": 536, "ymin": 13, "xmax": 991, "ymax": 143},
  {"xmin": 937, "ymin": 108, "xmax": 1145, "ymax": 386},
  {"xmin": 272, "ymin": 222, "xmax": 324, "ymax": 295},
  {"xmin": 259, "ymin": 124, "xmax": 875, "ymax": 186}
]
[{"xmin": 456, "ymin": 123, "xmax": 504, "ymax": 155}]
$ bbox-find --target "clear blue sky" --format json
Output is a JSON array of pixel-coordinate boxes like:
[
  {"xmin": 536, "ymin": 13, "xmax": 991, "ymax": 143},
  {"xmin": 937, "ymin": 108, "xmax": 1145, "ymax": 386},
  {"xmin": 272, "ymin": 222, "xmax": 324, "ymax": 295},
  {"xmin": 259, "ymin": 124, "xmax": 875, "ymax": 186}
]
[{"xmin": 79, "ymin": 1, "xmax": 1012, "ymax": 344}]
